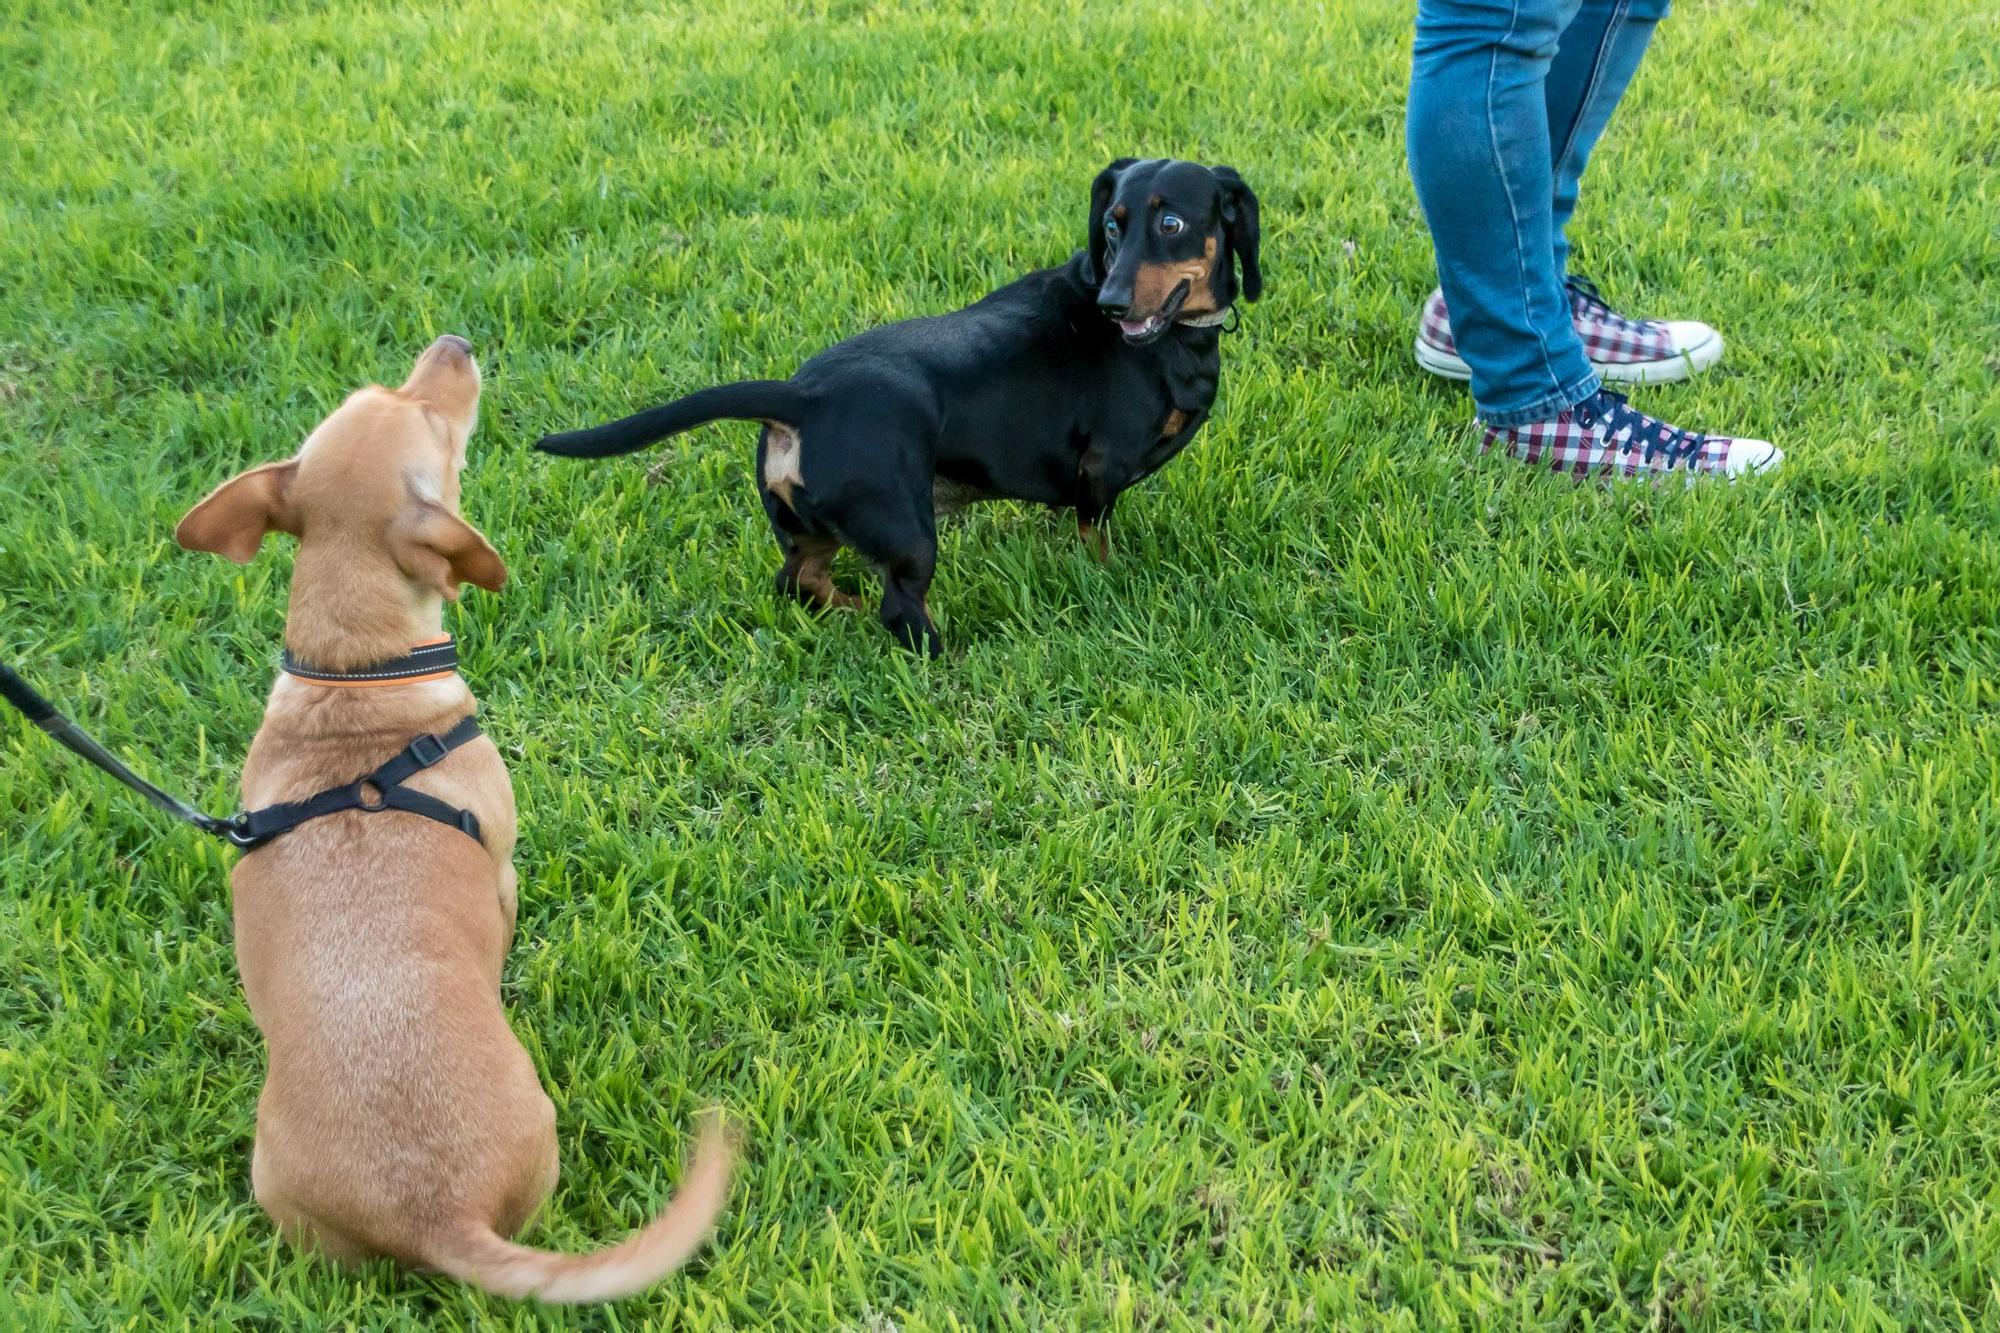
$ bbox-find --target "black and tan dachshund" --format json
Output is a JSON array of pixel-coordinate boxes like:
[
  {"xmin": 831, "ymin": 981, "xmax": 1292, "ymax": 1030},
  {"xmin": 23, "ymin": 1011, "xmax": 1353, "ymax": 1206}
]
[{"xmin": 536, "ymin": 158, "xmax": 1262, "ymax": 656}]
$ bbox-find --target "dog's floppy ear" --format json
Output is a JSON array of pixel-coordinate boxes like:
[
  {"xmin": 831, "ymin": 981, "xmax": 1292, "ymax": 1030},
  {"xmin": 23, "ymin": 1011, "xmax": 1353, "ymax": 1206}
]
[
  {"xmin": 174, "ymin": 461, "xmax": 300, "ymax": 563},
  {"xmin": 391, "ymin": 494, "xmax": 506, "ymax": 601},
  {"xmin": 1085, "ymin": 157, "xmax": 1139, "ymax": 285},
  {"xmin": 1213, "ymin": 166, "xmax": 1263, "ymax": 302}
]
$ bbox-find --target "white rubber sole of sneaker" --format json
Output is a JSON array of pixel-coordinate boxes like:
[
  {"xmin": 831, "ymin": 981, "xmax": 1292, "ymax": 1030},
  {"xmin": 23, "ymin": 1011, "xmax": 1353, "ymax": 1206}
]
[
  {"xmin": 1723, "ymin": 440, "xmax": 1784, "ymax": 479},
  {"xmin": 1413, "ymin": 325, "xmax": 1725, "ymax": 385}
]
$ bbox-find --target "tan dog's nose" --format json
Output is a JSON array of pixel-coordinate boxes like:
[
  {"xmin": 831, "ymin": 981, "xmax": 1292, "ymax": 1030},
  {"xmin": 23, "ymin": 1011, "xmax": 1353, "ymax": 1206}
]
[{"xmin": 403, "ymin": 335, "xmax": 481, "ymax": 425}]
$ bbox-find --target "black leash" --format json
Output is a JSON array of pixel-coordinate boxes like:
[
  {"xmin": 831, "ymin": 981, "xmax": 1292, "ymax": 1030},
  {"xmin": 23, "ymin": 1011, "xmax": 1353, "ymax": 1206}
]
[
  {"xmin": 1, "ymin": 662, "xmax": 259, "ymax": 846},
  {"xmin": 1, "ymin": 661, "xmax": 485, "ymax": 852}
]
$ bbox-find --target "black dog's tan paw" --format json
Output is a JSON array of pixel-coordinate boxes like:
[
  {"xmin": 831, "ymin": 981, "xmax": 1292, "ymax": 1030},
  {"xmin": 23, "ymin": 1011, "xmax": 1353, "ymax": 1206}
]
[{"xmin": 1077, "ymin": 521, "xmax": 1111, "ymax": 565}]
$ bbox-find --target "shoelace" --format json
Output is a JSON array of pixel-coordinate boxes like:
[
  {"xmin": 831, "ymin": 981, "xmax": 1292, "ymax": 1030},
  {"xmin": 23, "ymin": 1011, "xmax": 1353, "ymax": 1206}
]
[
  {"xmin": 1565, "ymin": 274, "xmax": 1614, "ymax": 319},
  {"xmin": 1565, "ymin": 273, "xmax": 1668, "ymax": 337},
  {"xmin": 1572, "ymin": 389, "xmax": 1707, "ymax": 469},
  {"xmin": 1560, "ymin": 272, "xmax": 1608, "ymax": 312}
]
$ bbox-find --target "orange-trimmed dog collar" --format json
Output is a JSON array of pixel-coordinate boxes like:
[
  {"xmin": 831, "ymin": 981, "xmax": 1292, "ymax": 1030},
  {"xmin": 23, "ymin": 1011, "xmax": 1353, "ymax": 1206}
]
[{"xmin": 281, "ymin": 635, "xmax": 458, "ymax": 687}]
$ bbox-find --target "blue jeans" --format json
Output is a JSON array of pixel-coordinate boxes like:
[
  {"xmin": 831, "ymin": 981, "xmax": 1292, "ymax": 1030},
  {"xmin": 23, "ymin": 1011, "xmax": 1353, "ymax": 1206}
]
[{"xmin": 1408, "ymin": 0, "xmax": 1671, "ymax": 425}]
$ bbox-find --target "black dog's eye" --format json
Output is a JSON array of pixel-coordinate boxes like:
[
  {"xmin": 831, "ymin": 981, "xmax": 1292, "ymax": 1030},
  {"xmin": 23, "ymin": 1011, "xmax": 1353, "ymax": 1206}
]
[
  {"xmin": 1161, "ymin": 213, "xmax": 1186, "ymax": 236},
  {"xmin": 1105, "ymin": 217, "xmax": 1122, "ymax": 240}
]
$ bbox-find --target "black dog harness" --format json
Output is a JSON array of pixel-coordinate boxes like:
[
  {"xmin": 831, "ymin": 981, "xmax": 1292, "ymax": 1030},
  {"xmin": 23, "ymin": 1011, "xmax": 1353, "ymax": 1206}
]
[
  {"xmin": 233, "ymin": 713, "xmax": 485, "ymax": 850},
  {"xmin": 0, "ymin": 637, "xmax": 485, "ymax": 852}
]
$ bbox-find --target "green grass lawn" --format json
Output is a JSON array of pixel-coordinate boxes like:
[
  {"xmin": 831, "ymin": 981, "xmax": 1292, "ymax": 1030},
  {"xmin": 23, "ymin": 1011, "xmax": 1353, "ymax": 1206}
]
[{"xmin": 3, "ymin": 0, "xmax": 1998, "ymax": 1326}]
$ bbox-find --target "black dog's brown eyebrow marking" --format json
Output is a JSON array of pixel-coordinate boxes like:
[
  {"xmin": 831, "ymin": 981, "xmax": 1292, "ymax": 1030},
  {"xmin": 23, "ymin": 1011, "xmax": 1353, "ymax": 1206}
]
[{"xmin": 1111, "ymin": 204, "xmax": 1129, "ymax": 220}]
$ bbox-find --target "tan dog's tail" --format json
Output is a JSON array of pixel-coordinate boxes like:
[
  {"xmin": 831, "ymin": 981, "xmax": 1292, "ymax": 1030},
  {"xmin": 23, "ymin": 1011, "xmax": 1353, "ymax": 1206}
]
[{"xmin": 432, "ymin": 1114, "xmax": 735, "ymax": 1304}]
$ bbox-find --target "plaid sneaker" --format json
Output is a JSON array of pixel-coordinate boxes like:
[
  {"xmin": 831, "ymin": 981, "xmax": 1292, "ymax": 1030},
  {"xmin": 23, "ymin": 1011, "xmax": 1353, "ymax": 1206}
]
[
  {"xmin": 1482, "ymin": 388, "xmax": 1782, "ymax": 481},
  {"xmin": 1416, "ymin": 276, "xmax": 1724, "ymax": 385}
]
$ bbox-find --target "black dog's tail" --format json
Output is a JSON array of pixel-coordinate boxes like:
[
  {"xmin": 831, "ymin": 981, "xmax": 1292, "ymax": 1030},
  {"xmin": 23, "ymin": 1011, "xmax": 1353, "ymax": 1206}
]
[{"xmin": 535, "ymin": 381, "xmax": 808, "ymax": 458}]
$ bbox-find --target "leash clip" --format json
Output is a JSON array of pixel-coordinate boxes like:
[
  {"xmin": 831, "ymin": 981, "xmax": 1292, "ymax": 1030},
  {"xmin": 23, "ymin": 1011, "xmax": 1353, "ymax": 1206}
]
[{"xmin": 217, "ymin": 812, "xmax": 264, "ymax": 849}]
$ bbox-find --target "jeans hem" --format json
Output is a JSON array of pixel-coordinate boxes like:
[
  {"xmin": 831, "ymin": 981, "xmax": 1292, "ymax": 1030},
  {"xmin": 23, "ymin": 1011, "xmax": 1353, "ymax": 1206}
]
[{"xmin": 1476, "ymin": 370, "xmax": 1601, "ymax": 428}]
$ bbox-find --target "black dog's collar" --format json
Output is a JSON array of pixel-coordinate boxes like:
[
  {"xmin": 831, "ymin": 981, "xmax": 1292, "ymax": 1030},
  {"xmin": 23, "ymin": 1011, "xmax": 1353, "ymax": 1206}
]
[
  {"xmin": 1177, "ymin": 307, "xmax": 1234, "ymax": 330},
  {"xmin": 282, "ymin": 636, "xmax": 459, "ymax": 687}
]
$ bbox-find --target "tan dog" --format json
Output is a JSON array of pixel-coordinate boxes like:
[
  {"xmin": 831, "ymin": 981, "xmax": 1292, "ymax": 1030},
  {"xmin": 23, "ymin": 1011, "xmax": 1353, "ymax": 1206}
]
[{"xmin": 174, "ymin": 335, "xmax": 733, "ymax": 1302}]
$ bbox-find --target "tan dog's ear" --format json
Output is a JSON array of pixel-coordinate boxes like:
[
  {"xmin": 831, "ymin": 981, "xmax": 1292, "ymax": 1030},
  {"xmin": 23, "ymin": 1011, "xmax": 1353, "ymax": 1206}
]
[
  {"xmin": 392, "ymin": 501, "xmax": 507, "ymax": 600},
  {"xmin": 174, "ymin": 461, "xmax": 300, "ymax": 563}
]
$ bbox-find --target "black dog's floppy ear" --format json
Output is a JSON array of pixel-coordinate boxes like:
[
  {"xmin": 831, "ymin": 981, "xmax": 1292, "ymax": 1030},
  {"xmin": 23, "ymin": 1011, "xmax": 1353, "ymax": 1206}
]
[
  {"xmin": 1213, "ymin": 166, "xmax": 1263, "ymax": 302},
  {"xmin": 1085, "ymin": 157, "xmax": 1139, "ymax": 285}
]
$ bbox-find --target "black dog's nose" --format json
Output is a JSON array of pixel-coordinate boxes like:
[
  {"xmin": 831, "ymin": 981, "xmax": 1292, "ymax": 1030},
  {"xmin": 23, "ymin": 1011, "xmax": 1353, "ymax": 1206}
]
[{"xmin": 1096, "ymin": 277, "xmax": 1135, "ymax": 320}]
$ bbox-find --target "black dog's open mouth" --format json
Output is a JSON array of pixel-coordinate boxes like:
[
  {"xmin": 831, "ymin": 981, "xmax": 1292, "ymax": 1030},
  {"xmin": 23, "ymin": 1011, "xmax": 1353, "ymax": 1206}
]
[{"xmin": 1117, "ymin": 281, "xmax": 1190, "ymax": 345}]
